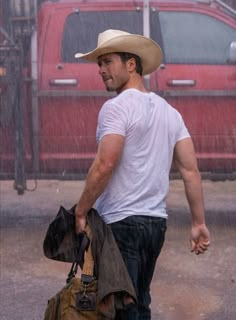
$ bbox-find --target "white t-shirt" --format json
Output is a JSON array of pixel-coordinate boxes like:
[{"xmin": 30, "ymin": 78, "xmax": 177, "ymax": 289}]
[{"xmin": 96, "ymin": 89, "xmax": 190, "ymax": 224}]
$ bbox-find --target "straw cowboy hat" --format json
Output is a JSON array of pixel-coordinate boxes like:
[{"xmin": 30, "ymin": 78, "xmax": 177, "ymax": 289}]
[{"xmin": 75, "ymin": 29, "xmax": 163, "ymax": 75}]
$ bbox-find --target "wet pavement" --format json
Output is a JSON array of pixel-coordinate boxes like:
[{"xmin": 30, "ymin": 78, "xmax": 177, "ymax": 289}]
[{"xmin": 0, "ymin": 179, "xmax": 236, "ymax": 320}]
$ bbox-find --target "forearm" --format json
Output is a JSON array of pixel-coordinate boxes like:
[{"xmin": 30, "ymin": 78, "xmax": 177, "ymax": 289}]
[
  {"xmin": 173, "ymin": 139, "xmax": 210, "ymax": 253},
  {"xmin": 75, "ymin": 134, "xmax": 124, "ymax": 233},
  {"xmin": 76, "ymin": 157, "xmax": 113, "ymax": 216},
  {"xmin": 183, "ymin": 168, "xmax": 206, "ymax": 225}
]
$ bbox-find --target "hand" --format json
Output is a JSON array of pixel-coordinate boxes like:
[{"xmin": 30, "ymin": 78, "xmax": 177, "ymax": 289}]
[
  {"xmin": 75, "ymin": 205, "xmax": 87, "ymax": 234},
  {"xmin": 190, "ymin": 223, "xmax": 210, "ymax": 255}
]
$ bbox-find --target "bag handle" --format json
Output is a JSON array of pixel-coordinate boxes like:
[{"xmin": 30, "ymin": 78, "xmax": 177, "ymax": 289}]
[
  {"xmin": 66, "ymin": 225, "xmax": 94, "ymax": 283},
  {"xmin": 82, "ymin": 225, "xmax": 94, "ymax": 276}
]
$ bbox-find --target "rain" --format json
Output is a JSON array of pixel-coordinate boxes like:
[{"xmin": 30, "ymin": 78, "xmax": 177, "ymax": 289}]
[{"xmin": 0, "ymin": 1, "xmax": 236, "ymax": 319}]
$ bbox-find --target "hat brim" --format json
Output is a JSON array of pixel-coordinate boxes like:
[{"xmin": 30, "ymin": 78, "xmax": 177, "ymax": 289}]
[{"xmin": 75, "ymin": 34, "xmax": 162, "ymax": 75}]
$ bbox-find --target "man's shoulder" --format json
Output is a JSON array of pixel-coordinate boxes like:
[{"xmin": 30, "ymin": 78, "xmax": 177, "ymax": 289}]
[
  {"xmin": 102, "ymin": 89, "xmax": 178, "ymax": 113},
  {"xmin": 102, "ymin": 90, "xmax": 134, "ymax": 108}
]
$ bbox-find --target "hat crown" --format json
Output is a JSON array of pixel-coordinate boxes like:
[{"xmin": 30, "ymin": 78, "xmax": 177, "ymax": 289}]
[
  {"xmin": 75, "ymin": 29, "xmax": 163, "ymax": 75},
  {"xmin": 97, "ymin": 29, "xmax": 131, "ymax": 47}
]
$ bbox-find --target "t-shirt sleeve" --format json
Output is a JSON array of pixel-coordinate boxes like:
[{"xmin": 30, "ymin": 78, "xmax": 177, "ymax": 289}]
[
  {"xmin": 175, "ymin": 112, "xmax": 191, "ymax": 142},
  {"xmin": 96, "ymin": 101, "xmax": 128, "ymax": 141}
]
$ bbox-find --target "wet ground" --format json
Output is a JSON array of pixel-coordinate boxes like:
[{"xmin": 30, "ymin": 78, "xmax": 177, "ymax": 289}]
[{"xmin": 0, "ymin": 179, "xmax": 235, "ymax": 320}]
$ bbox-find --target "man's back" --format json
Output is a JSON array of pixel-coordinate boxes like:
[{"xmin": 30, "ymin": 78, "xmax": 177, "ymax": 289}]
[{"xmin": 96, "ymin": 89, "xmax": 190, "ymax": 223}]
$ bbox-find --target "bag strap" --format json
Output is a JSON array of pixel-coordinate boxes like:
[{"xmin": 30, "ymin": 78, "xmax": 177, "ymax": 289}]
[
  {"xmin": 82, "ymin": 225, "xmax": 94, "ymax": 277},
  {"xmin": 66, "ymin": 225, "xmax": 94, "ymax": 283},
  {"xmin": 75, "ymin": 232, "xmax": 90, "ymax": 264},
  {"xmin": 67, "ymin": 262, "xmax": 79, "ymax": 283}
]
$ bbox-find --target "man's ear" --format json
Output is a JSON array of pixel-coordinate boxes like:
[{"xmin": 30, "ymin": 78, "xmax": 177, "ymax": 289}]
[{"xmin": 127, "ymin": 58, "xmax": 136, "ymax": 72}]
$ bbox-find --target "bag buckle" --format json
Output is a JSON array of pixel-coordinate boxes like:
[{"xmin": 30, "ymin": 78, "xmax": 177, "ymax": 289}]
[
  {"xmin": 81, "ymin": 274, "xmax": 94, "ymax": 285},
  {"xmin": 76, "ymin": 291, "xmax": 96, "ymax": 311},
  {"xmin": 76, "ymin": 274, "xmax": 96, "ymax": 311}
]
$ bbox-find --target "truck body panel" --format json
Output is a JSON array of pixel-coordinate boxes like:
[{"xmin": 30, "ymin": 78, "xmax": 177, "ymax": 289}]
[{"xmin": 0, "ymin": 0, "xmax": 236, "ymax": 179}]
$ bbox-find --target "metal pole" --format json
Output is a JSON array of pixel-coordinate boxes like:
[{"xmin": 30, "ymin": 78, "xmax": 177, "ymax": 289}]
[
  {"xmin": 31, "ymin": 29, "xmax": 39, "ymax": 174},
  {"xmin": 14, "ymin": 45, "xmax": 26, "ymax": 195},
  {"xmin": 143, "ymin": 0, "xmax": 150, "ymax": 89},
  {"xmin": 215, "ymin": 0, "xmax": 236, "ymax": 14},
  {"xmin": 31, "ymin": 0, "xmax": 39, "ymax": 174}
]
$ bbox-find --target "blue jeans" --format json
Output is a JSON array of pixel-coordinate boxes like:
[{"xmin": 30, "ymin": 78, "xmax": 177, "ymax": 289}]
[{"xmin": 110, "ymin": 215, "xmax": 167, "ymax": 320}]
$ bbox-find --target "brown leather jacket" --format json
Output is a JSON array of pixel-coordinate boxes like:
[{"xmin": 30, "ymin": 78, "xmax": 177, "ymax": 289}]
[{"xmin": 87, "ymin": 209, "xmax": 136, "ymax": 318}]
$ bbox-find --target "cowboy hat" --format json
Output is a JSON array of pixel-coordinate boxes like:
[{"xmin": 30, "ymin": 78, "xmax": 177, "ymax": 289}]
[{"xmin": 75, "ymin": 29, "xmax": 163, "ymax": 75}]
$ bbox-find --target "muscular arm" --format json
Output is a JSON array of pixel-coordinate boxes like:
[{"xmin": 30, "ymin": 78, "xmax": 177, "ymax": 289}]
[
  {"xmin": 75, "ymin": 134, "xmax": 125, "ymax": 233},
  {"xmin": 173, "ymin": 138, "xmax": 210, "ymax": 254}
]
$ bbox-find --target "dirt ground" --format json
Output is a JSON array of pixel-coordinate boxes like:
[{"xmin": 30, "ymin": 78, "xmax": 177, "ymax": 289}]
[{"xmin": 0, "ymin": 179, "xmax": 235, "ymax": 320}]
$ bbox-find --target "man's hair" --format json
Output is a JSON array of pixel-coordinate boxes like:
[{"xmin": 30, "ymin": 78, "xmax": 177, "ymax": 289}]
[{"xmin": 116, "ymin": 52, "xmax": 143, "ymax": 76}]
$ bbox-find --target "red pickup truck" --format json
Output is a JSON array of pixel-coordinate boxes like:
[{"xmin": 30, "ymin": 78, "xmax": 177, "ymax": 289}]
[{"xmin": 0, "ymin": 0, "xmax": 236, "ymax": 192}]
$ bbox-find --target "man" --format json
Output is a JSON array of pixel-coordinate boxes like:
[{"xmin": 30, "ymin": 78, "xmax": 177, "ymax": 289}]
[{"xmin": 74, "ymin": 29, "xmax": 210, "ymax": 319}]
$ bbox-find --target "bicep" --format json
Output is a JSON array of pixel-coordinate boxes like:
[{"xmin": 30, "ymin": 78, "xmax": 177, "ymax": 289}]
[
  {"xmin": 173, "ymin": 137, "xmax": 199, "ymax": 177},
  {"xmin": 96, "ymin": 134, "xmax": 125, "ymax": 170}
]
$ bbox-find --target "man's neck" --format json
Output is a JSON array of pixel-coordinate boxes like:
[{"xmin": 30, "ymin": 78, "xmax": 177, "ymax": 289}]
[{"xmin": 117, "ymin": 74, "xmax": 148, "ymax": 94}]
